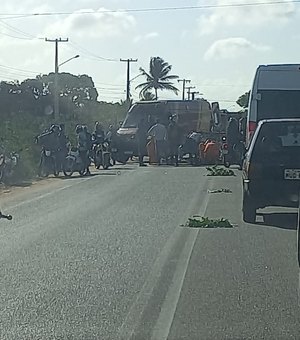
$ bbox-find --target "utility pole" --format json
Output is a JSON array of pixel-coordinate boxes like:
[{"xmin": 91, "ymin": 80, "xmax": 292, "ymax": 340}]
[
  {"xmin": 186, "ymin": 86, "xmax": 196, "ymax": 100},
  {"xmin": 177, "ymin": 79, "xmax": 191, "ymax": 100},
  {"xmin": 190, "ymin": 91, "xmax": 200, "ymax": 100},
  {"xmin": 120, "ymin": 58, "xmax": 138, "ymax": 101},
  {"xmin": 45, "ymin": 38, "xmax": 69, "ymax": 120}
]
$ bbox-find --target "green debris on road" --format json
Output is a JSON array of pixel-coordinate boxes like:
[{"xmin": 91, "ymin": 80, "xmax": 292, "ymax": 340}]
[
  {"xmin": 184, "ymin": 216, "xmax": 233, "ymax": 228},
  {"xmin": 206, "ymin": 165, "xmax": 235, "ymax": 177},
  {"xmin": 208, "ymin": 188, "xmax": 232, "ymax": 194}
]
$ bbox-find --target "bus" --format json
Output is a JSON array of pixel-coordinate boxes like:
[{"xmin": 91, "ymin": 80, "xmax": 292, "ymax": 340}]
[{"xmin": 247, "ymin": 64, "xmax": 300, "ymax": 145}]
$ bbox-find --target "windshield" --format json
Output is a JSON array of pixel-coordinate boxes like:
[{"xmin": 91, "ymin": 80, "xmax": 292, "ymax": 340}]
[
  {"xmin": 257, "ymin": 90, "xmax": 300, "ymax": 120},
  {"xmin": 252, "ymin": 121, "xmax": 300, "ymax": 163}
]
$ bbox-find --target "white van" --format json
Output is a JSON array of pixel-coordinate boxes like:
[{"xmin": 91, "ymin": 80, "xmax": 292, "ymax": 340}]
[{"xmin": 247, "ymin": 64, "xmax": 300, "ymax": 145}]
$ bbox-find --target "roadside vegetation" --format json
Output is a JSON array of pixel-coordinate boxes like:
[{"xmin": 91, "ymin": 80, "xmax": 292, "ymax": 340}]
[
  {"xmin": 0, "ymin": 72, "xmax": 129, "ymax": 183},
  {"xmin": 184, "ymin": 216, "xmax": 233, "ymax": 228}
]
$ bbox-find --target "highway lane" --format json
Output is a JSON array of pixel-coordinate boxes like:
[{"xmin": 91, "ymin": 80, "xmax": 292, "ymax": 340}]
[
  {"xmin": 0, "ymin": 165, "xmax": 299, "ymax": 339},
  {"xmin": 0, "ymin": 165, "xmax": 211, "ymax": 339}
]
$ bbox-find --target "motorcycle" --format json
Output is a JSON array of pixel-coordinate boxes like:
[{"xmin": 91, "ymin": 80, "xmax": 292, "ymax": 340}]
[
  {"xmin": 63, "ymin": 147, "xmax": 87, "ymax": 177},
  {"xmin": 221, "ymin": 136, "xmax": 245, "ymax": 170},
  {"xmin": 38, "ymin": 148, "xmax": 59, "ymax": 177},
  {"xmin": 93, "ymin": 141, "xmax": 111, "ymax": 170},
  {"xmin": 0, "ymin": 151, "xmax": 20, "ymax": 183}
]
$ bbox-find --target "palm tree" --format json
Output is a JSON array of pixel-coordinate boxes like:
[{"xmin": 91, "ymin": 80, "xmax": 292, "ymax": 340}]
[{"xmin": 136, "ymin": 57, "xmax": 179, "ymax": 100}]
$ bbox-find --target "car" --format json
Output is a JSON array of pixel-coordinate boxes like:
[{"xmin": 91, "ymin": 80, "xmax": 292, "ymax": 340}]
[{"xmin": 242, "ymin": 118, "xmax": 300, "ymax": 223}]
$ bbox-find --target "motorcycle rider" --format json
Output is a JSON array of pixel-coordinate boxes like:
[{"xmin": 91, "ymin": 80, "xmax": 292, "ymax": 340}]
[
  {"xmin": 57, "ymin": 124, "xmax": 69, "ymax": 172},
  {"xmin": 36, "ymin": 124, "xmax": 60, "ymax": 175},
  {"xmin": 93, "ymin": 122, "xmax": 105, "ymax": 144},
  {"xmin": 76, "ymin": 125, "xmax": 91, "ymax": 176},
  {"xmin": 136, "ymin": 118, "xmax": 148, "ymax": 166}
]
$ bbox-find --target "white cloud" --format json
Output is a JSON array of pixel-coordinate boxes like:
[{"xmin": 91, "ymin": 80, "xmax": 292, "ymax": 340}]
[
  {"xmin": 133, "ymin": 32, "xmax": 158, "ymax": 44},
  {"xmin": 204, "ymin": 37, "xmax": 270, "ymax": 60},
  {"xmin": 44, "ymin": 8, "xmax": 136, "ymax": 39},
  {"xmin": 198, "ymin": 0, "xmax": 296, "ymax": 35}
]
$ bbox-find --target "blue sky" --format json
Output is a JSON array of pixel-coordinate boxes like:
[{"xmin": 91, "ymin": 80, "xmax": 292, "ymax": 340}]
[{"xmin": 0, "ymin": 0, "xmax": 299, "ymax": 109}]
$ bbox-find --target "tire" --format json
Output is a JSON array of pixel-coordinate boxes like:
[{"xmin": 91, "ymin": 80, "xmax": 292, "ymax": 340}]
[
  {"xmin": 224, "ymin": 156, "xmax": 230, "ymax": 168},
  {"xmin": 116, "ymin": 153, "xmax": 129, "ymax": 165},
  {"xmin": 103, "ymin": 153, "xmax": 111, "ymax": 170},
  {"xmin": 63, "ymin": 158, "xmax": 75, "ymax": 177},
  {"xmin": 242, "ymin": 192, "xmax": 256, "ymax": 223},
  {"xmin": 38, "ymin": 160, "xmax": 49, "ymax": 177},
  {"xmin": 79, "ymin": 170, "xmax": 86, "ymax": 176},
  {"xmin": 95, "ymin": 151, "xmax": 102, "ymax": 169}
]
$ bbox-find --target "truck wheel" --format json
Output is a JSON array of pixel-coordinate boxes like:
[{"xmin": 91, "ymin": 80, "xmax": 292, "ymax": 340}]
[{"xmin": 116, "ymin": 154, "xmax": 129, "ymax": 165}]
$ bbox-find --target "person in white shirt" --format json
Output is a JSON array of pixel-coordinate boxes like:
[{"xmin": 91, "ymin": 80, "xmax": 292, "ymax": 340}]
[{"xmin": 148, "ymin": 119, "xmax": 168, "ymax": 165}]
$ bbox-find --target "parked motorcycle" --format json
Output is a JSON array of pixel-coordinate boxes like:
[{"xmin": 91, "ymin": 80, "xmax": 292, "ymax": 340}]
[
  {"xmin": 63, "ymin": 147, "xmax": 87, "ymax": 177},
  {"xmin": 38, "ymin": 148, "xmax": 59, "ymax": 178},
  {"xmin": 94, "ymin": 141, "xmax": 111, "ymax": 170}
]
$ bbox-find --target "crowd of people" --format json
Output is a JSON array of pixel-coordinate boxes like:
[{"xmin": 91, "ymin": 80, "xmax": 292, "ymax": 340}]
[
  {"xmin": 136, "ymin": 115, "xmax": 225, "ymax": 167},
  {"xmin": 35, "ymin": 122, "xmax": 116, "ymax": 176},
  {"xmin": 34, "ymin": 114, "xmax": 246, "ymax": 175}
]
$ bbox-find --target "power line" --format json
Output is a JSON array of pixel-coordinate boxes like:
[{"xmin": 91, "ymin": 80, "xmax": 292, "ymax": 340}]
[
  {"xmin": 69, "ymin": 40, "xmax": 118, "ymax": 62},
  {"xmin": 0, "ymin": 20, "xmax": 35, "ymax": 38},
  {"xmin": 1, "ymin": 1, "xmax": 299, "ymax": 19}
]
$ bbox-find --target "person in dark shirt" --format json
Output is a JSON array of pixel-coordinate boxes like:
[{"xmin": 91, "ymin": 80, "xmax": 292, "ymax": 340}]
[{"xmin": 136, "ymin": 118, "xmax": 148, "ymax": 166}]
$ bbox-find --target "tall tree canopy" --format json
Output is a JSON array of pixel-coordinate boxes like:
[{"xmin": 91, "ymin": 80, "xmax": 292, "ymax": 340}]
[
  {"xmin": 237, "ymin": 91, "xmax": 250, "ymax": 108},
  {"xmin": 136, "ymin": 56, "xmax": 179, "ymax": 100}
]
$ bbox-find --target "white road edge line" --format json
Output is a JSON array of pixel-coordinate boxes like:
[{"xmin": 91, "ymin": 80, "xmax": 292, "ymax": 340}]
[
  {"xmin": 117, "ymin": 176, "xmax": 212, "ymax": 340},
  {"xmin": 150, "ymin": 193, "xmax": 210, "ymax": 340}
]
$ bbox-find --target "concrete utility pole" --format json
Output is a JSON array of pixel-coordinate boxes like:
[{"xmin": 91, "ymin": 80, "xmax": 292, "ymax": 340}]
[
  {"xmin": 120, "ymin": 58, "xmax": 138, "ymax": 101},
  {"xmin": 190, "ymin": 91, "xmax": 200, "ymax": 100},
  {"xmin": 186, "ymin": 86, "xmax": 196, "ymax": 100},
  {"xmin": 177, "ymin": 79, "xmax": 191, "ymax": 100},
  {"xmin": 45, "ymin": 38, "xmax": 69, "ymax": 120}
]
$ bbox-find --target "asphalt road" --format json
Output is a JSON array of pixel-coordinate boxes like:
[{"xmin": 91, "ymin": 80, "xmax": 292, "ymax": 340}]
[{"xmin": 0, "ymin": 164, "xmax": 299, "ymax": 340}]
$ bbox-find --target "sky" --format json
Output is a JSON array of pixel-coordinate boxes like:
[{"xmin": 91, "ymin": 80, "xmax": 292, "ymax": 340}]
[{"xmin": 0, "ymin": 0, "xmax": 299, "ymax": 110}]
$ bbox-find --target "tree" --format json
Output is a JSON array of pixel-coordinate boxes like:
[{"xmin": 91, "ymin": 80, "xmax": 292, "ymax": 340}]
[
  {"xmin": 237, "ymin": 91, "xmax": 250, "ymax": 108},
  {"xmin": 136, "ymin": 56, "xmax": 179, "ymax": 100}
]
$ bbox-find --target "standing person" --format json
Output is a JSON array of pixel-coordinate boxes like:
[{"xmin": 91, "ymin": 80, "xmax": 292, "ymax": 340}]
[
  {"xmin": 148, "ymin": 118, "xmax": 168, "ymax": 165},
  {"xmin": 136, "ymin": 118, "xmax": 148, "ymax": 166},
  {"xmin": 226, "ymin": 118, "xmax": 239, "ymax": 152},
  {"xmin": 93, "ymin": 121, "xmax": 105, "ymax": 144},
  {"xmin": 76, "ymin": 125, "xmax": 91, "ymax": 176},
  {"xmin": 167, "ymin": 115, "xmax": 182, "ymax": 166},
  {"xmin": 57, "ymin": 124, "xmax": 68, "ymax": 171}
]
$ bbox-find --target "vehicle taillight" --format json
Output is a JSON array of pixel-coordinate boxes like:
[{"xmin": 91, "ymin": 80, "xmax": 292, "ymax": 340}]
[{"xmin": 248, "ymin": 121, "xmax": 257, "ymax": 133}]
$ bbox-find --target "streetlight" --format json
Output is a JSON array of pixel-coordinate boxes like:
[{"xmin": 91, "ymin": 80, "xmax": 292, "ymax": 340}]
[
  {"xmin": 58, "ymin": 54, "xmax": 80, "ymax": 70},
  {"xmin": 54, "ymin": 54, "xmax": 80, "ymax": 120}
]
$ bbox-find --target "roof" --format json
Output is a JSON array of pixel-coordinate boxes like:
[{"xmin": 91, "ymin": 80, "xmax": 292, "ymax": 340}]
[{"xmin": 259, "ymin": 118, "xmax": 300, "ymax": 124}]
